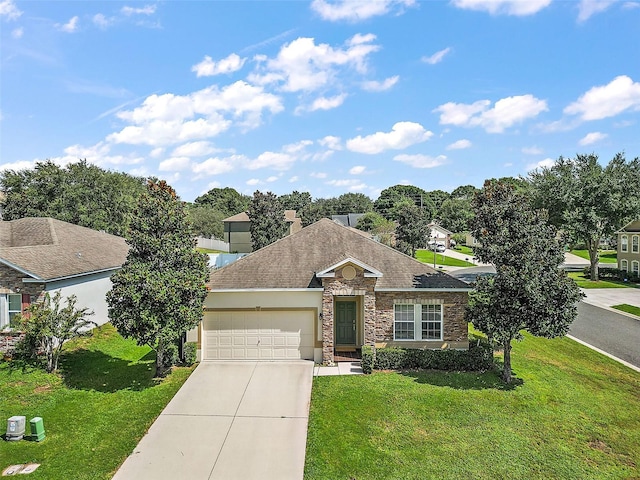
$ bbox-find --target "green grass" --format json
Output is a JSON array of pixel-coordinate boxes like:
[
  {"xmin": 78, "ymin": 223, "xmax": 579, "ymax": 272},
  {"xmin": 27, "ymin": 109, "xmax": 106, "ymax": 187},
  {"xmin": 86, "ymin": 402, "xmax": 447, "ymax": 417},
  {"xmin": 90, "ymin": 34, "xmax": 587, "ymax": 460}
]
[
  {"xmin": 0, "ymin": 324, "xmax": 193, "ymax": 479},
  {"xmin": 568, "ymin": 271, "xmax": 632, "ymax": 289},
  {"xmin": 415, "ymin": 249, "xmax": 474, "ymax": 267},
  {"xmin": 571, "ymin": 249, "xmax": 618, "ymax": 264},
  {"xmin": 454, "ymin": 245, "xmax": 474, "ymax": 256},
  {"xmin": 612, "ymin": 304, "xmax": 640, "ymax": 317},
  {"xmin": 304, "ymin": 333, "xmax": 640, "ymax": 480},
  {"xmin": 196, "ymin": 247, "xmax": 225, "ymax": 253}
]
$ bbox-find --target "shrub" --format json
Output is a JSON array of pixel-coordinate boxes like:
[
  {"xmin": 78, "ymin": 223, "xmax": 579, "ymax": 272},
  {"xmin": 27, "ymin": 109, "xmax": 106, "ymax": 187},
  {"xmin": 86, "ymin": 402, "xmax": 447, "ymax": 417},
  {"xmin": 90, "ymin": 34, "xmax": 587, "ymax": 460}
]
[
  {"xmin": 183, "ymin": 342, "xmax": 197, "ymax": 366},
  {"xmin": 363, "ymin": 340, "xmax": 494, "ymax": 374},
  {"xmin": 582, "ymin": 266, "xmax": 640, "ymax": 283},
  {"xmin": 162, "ymin": 342, "xmax": 180, "ymax": 368}
]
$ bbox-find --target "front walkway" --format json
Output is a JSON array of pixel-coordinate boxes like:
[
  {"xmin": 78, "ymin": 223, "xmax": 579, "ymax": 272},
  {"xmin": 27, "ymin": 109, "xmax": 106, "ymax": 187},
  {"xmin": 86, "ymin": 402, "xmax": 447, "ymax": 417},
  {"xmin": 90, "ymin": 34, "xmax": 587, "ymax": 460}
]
[{"xmin": 314, "ymin": 361, "xmax": 363, "ymax": 376}]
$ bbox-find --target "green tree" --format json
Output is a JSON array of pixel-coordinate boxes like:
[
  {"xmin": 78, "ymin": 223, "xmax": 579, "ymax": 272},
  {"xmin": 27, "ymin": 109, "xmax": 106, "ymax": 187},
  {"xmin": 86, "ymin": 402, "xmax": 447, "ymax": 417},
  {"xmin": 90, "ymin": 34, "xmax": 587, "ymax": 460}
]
[
  {"xmin": 16, "ymin": 291, "xmax": 96, "ymax": 373},
  {"xmin": 374, "ymin": 184, "xmax": 435, "ymax": 222},
  {"xmin": 0, "ymin": 160, "xmax": 145, "ymax": 236},
  {"xmin": 107, "ymin": 180, "xmax": 209, "ymax": 376},
  {"xmin": 395, "ymin": 200, "xmax": 429, "ymax": 256},
  {"xmin": 466, "ymin": 181, "xmax": 583, "ymax": 383},
  {"xmin": 450, "ymin": 184, "xmax": 479, "ymax": 200},
  {"xmin": 248, "ymin": 190, "xmax": 288, "ymax": 250},
  {"xmin": 335, "ymin": 192, "xmax": 374, "ymax": 214},
  {"xmin": 186, "ymin": 204, "xmax": 225, "ymax": 239},
  {"xmin": 356, "ymin": 211, "xmax": 395, "ymax": 246},
  {"xmin": 279, "ymin": 191, "xmax": 312, "ymax": 212},
  {"xmin": 529, "ymin": 153, "xmax": 640, "ymax": 280},
  {"xmin": 438, "ymin": 197, "xmax": 475, "ymax": 233},
  {"xmin": 194, "ymin": 187, "xmax": 251, "ymax": 218},
  {"xmin": 427, "ymin": 189, "xmax": 450, "ymax": 208},
  {"xmin": 300, "ymin": 197, "xmax": 339, "ymax": 226}
]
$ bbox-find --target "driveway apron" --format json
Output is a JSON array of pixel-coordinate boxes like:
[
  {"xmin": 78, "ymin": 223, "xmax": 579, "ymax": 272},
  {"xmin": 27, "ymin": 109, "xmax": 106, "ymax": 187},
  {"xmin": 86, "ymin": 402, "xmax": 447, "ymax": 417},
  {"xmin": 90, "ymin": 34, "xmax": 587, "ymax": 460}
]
[{"xmin": 112, "ymin": 361, "xmax": 314, "ymax": 480}]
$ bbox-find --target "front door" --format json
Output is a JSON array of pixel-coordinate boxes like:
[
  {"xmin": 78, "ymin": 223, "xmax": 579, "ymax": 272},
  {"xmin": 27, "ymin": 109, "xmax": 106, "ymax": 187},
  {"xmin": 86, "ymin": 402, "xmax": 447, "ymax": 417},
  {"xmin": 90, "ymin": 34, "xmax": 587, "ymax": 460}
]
[{"xmin": 335, "ymin": 301, "xmax": 356, "ymax": 345}]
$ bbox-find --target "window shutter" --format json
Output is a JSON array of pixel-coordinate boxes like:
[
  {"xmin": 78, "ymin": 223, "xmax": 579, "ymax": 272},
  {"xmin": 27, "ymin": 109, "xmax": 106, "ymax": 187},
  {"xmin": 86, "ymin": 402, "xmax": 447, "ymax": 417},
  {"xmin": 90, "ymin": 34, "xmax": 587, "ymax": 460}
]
[{"xmin": 21, "ymin": 293, "xmax": 30, "ymax": 311}]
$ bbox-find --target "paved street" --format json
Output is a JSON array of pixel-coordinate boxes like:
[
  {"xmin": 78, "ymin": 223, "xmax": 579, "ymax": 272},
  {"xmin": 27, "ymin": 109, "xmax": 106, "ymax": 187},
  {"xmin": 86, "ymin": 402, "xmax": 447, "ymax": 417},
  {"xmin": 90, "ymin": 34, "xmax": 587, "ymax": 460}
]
[{"xmin": 570, "ymin": 302, "xmax": 640, "ymax": 369}]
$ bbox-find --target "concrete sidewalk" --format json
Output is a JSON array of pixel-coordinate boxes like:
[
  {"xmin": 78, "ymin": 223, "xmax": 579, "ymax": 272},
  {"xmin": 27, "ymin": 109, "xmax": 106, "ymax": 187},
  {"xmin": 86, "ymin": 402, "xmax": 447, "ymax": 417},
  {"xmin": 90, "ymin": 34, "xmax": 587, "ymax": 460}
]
[
  {"xmin": 314, "ymin": 361, "xmax": 363, "ymax": 376},
  {"xmin": 113, "ymin": 361, "xmax": 313, "ymax": 480}
]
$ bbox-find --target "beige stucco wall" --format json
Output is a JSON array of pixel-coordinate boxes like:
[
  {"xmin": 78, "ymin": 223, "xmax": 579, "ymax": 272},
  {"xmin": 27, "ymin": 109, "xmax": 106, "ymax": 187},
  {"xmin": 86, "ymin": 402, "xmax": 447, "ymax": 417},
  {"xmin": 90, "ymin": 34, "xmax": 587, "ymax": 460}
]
[{"xmin": 618, "ymin": 233, "xmax": 640, "ymax": 271}]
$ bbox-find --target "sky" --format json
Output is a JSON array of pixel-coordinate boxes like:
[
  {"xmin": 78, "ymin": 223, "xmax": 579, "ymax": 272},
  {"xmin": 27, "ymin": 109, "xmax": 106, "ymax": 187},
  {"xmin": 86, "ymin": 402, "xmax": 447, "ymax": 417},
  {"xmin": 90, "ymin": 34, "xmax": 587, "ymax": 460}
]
[{"xmin": 1, "ymin": 0, "xmax": 639, "ymax": 203}]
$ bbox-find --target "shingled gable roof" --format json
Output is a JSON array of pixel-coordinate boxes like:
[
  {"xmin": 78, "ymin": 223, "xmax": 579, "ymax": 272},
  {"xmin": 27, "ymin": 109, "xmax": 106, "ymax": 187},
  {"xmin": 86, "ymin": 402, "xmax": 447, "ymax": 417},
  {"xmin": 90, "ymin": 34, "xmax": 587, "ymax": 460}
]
[
  {"xmin": 223, "ymin": 210, "xmax": 298, "ymax": 223},
  {"xmin": 0, "ymin": 218, "xmax": 129, "ymax": 281},
  {"xmin": 208, "ymin": 218, "xmax": 470, "ymax": 290},
  {"xmin": 617, "ymin": 220, "xmax": 640, "ymax": 233}
]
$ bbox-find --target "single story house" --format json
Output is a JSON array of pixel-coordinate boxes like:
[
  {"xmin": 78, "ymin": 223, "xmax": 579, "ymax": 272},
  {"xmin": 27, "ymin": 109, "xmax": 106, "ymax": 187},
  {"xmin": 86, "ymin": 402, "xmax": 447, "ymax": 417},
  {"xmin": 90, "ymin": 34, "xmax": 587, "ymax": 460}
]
[
  {"xmin": 428, "ymin": 222, "xmax": 453, "ymax": 248},
  {"xmin": 198, "ymin": 218, "xmax": 471, "ymax": 364},
  {"xmin": 0, "ymin": 218, "xmax": 128, "ymax": 352},
  {"xmin": 617, "ymin": 220, "xmax": 640, "ymax": 275},
  {"xmin": 223, "ymin": 209, "xmax": 302, "ymax": 253}
]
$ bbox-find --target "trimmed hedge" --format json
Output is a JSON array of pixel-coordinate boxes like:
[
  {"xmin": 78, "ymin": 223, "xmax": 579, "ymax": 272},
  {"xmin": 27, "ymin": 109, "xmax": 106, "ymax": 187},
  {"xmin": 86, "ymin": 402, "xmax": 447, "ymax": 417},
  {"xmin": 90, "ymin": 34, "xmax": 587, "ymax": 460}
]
[
  {"xmin": 582, "ymin": 266, "xmax": 640, "ymax": 283},
  {"xmin": 361, "ymin": 340, "xmax": 494, "ymax": 374},
  {"xmin": 183, "ymin": 342, "xmax": 197, "ymax": 366}
]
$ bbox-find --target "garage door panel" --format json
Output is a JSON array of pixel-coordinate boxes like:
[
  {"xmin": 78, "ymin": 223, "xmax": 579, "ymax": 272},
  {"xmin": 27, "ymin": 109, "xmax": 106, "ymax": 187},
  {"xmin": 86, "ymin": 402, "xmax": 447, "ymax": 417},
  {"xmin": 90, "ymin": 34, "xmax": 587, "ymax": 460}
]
[{"xmin": 203, "ymin": 310, "xmax": 314, "ymax": 361}]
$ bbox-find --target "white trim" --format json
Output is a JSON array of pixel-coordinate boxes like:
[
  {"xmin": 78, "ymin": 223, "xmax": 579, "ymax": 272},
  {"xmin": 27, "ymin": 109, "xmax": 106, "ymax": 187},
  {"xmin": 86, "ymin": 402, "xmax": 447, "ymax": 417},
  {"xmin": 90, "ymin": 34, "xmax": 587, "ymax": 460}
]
[
  {"xmin": 621, "ymin": 235, "xmax": 628, "ymax": 253},
  {"xmin": 632, "ymin": 260, "xmax": 639, "ymax": 275},
  {"xmin": 208, "ymin": 288, "xmax": 324, "ymax": 293},
  {"xmin": 620, "ymin": 259, "xmax": 628, "ymax": 272},
  {"xmin": 0, "ymin": 259, "xmax": 40, "ymax": 280},
  {"xmin": 632, "ymin": 235, "xmax": 639, "ymax": 254},
  {"xmin": 376, "ymin": 287, "xmax": 472, "ymax": 292},
  {"xmin": 393, "ymin": 303, "xmax": 444, "ymax": 341},
  {"xmin": 316, "ymin": 257, "xmax": 383, "ymax": 278},
  {"xmin": 22, "ymin": 266, "xmax": 121, "ymax": 283}
]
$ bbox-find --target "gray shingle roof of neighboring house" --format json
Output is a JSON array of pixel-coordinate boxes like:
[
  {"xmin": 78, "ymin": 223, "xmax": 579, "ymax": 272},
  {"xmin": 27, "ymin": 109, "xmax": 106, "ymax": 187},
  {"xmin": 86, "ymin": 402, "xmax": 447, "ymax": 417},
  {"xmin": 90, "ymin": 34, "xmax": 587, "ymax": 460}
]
[
  {"xmin": 331, "ymin": 213, "xmax": 365, "ymax": 228},
  {"xmin": 0, "ymin": 218, "xmax": 129, "ymax": 281},
  {"xmin": 223, "ymin": 210, "xmax": 299, "ymax": 223},
  {"xmin": 617, "ymin": 220, "xmax": 640, "ymax": 233},
  {"xmin": 208, "ymin": 218, "xmax": 470, "ymax": 290}
]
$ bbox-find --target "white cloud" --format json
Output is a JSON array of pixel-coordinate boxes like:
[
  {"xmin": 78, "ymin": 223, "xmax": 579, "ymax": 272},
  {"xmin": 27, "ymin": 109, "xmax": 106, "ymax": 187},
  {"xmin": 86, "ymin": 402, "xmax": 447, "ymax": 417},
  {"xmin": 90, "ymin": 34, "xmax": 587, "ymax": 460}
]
[
  {"xmin": 289, "ymin": 176, "xmax": 299, "ymax": 182},
  {"xmin": 311, "ymin": 172, "xmax": 328, "ymax": 179},
  {"xmin": 393, "ymin": 154, "xmax": 447, "ymax": 169},
  {"xmin": 283, "ymin": 140, "xmax": 313, "ymax": 155},
  {"xmin": 422, "ymin": 47, "xmax": 451, "ymax": 65},
  {"xmin": 522, "ymin": 146, "xmax": 543, "ymax": 155},
  {"xmin": 349, "ymin": 165, "xmax": 366, "ymax": 174},
  {"xmin": 347, "ymin": 121, "xmax": 433, "ymax": 154},
  {"xmin": 159, "ymin": 156, "xmax": 191, "ymax": 172},
  {"xmin": 191, "ymin": 54, "xmax": 246, "ymax": 77},
  {"xmin": 326, "ymin": 178, "xmax": 367, "ymax": 191},
  {"xmin": 446, "ymin": 139, "xmax": 472, "ymax": 150},
  {"xmin": 191, "ymin": 156, "xmax": 237, "ymax": 176},
  {"xmin": 58, "ymin": 16, "xmax": 79, "ymax": 33},
  {"xmin": 577, "ymin": 0, "xmax": 616, "ymax": 21},
  {"xmin": 246, "ymin": 178, "xmax": 261, "ymax": 186},
  {"xmin": 121, "ymin": 5, "xmax": 157, "ymax": 16},
  {"xmin": 308, "ymin": 93, "xmax": 347, "ymax": 111},
  {"xmin": 564, "ymin": 75, "xmax": 640, "ymax": 121},
  {"xmin": 0, "ymin": 0, "xmax": 22, "ymax": 20},
  {"xmin": 310, "ymin": 0, "xmax": 415, "ymax": 21},
  {"xmin": 47, "ymin": 142, "xmax": 144, "ymax": 168},
  {"xmin": 0, "ymin": 160, "xmax": 36, "ymax": 171},
  {"xmin": 362, "ymin": 75, "xmax": 399, "ymax": 92},
  {"xmin": 171, "ymin": 141, "xmax": 219, "ymax": 157},
  {"xmin": 434, "ymin": 94, "xmax": 548, "ymax": 133},
  {"xmin": 11, "ymin": 26, "xmax": 22, "ymax": 38},
  {"xmin": 108, "ymin": 81, "xmax": 283, "ymax": 146},
  {"xmin": 526, "ymin": 157, "xmax": 555, "ymax": 171},
  {"xmin": 266, "ymin": 175, "xmax": 279, "ymax": 182},
  {"xmin": 246, "ymin": 151, "xmax": 295, "ymax": 171},
  {"xmin": 248, "ymin": 34, "xmax": 380, "ymax": 93},
  {"xmin": 92, "ymin": 13, "xmax": 114, "ymax": 29},
  {"xmin": 451, "ymin": 0, "xmax": 551, "ymax": 16},
  {"xmin": 318, "ymin": 135, "xmax": 342, "ymax": 150},
  {"xmin": 149, "ymin": 147, "xmax": 164, "ymax": 158},
  {"xmin": 579, "ymin": 131, "xmax": 608, "ymax": 145},
  {"xmin": 623, "ymin": 1, "xmax": 640, "ymax": 9}
]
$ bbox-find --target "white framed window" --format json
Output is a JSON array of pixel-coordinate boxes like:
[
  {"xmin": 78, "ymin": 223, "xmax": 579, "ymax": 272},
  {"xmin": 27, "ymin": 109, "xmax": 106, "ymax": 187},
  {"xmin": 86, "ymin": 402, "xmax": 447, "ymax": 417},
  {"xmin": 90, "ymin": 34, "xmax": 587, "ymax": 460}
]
[
  {"xmin": 633, "ymin": 236, "xmax": 639, "ymax": 254},
  {"xmin": 632, "ymin": 261, "xmax": 639, "ymax": 275},
  {"xmin": 621, "ymin": 235, "xmax": 628, "ymax": 252},
  {"xmin": 620, "ymin": 259, "xmax": 628, "ymax": 272},
  {"xmin": 1, "ymin": 294, "xmax": 23, "ymax": 329},
  {"xmin": 394, "ymin": 304, "xmax": 443, "ymax": 341}
]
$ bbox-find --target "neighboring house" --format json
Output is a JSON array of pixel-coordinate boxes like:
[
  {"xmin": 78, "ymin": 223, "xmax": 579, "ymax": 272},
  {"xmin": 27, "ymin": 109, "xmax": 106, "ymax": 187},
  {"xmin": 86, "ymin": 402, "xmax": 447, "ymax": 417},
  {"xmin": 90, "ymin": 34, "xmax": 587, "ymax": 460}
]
[
  {"xmin": 617, "ymin": 220, "xmax": 640, "ymax": 275},
  {"xmin": 0, "ymin": 218, "xmax": 128, "ymax": 350},
  {"xmin": 331, "ymin": 213, "xmax": 365, "ymax": 228},
  {"xmin": 197, "ymin": 218, "xmax": 471, "ymax": 364},
  {"xmin": 465, "ymin": 233, "xmax": 480, "ymax": 247},
  {"xmin": 223, "ymin": 210, "xmax": 302, "ymax": 253},
  {"xmin": 428, "ymin": 222, "xmax": 453, "ymax": 248}
]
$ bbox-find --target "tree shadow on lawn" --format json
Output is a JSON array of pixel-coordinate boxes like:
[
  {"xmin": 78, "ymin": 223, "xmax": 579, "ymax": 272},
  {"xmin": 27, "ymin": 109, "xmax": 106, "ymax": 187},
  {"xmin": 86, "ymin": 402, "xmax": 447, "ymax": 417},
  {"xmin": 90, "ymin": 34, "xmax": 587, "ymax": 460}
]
[
  {"xmin": 400, "ymin": 366, "xmax": 523, "ymax": 391},
  {"xmin": 59, "ymin": 349, "xmax": 158, "ymax": 393}
]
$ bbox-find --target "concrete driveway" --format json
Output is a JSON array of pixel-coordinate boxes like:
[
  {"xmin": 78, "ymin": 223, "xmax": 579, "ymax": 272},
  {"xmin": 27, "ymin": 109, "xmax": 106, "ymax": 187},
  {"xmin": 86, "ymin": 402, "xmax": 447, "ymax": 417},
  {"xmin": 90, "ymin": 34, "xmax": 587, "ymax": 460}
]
[{"xmin": 112, "ymin": 361, "xmax": 314, "ymax": 480}]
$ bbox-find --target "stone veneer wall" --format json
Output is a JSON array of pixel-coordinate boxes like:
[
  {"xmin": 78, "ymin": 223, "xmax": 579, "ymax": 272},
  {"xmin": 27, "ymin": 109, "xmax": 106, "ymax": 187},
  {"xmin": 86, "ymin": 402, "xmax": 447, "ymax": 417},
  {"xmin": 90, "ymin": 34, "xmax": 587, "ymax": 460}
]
[
  {"xmin": 375, "ymin": 291, "xmax": 468, "ymax": 344},
  {"xmin": 321, "ymin": 267, "xmax": 376, "ymax": 364}
]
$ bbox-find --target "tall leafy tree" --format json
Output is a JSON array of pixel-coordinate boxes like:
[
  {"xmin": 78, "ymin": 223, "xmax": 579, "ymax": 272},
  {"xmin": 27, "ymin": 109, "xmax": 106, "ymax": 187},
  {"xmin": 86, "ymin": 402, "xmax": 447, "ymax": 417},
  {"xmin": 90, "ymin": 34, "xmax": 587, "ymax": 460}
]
[
  {"xmin": 438, "ymin": 197, "xmax": 475, "ymax": 233},
  {"xmin": 466, "ymin": 181, "xmax": 583, "ymax": 383},
  {"xmin": 529, "ymin": 153, "xmax": 640, "ymax": 280},
  {"xmin": 248, "ymin": 190, "xmax": 288, "ymax": 250},
  {"xmin": 107, "ymin": 180, "xmax": 209, "ymax": 376},
  {"xmin": 450, "ymin": 184, "xmax": 479, "ymax": 201},
  {"xmin": 279, "ymin": 191, "xmax": 312, "ymax": 212},
  {"xmin": 300, "ymin": 197, "xmax": 340, "ymax": 226},
  {"xmin": 0, "ymin": 160, "xmax": 145, "ymax": 236},
  {"xmin": 186, "ymin": 204, "xmax": 225, "ymax": 239},
  {"xmin": 335, "ymin": 192, "xmax": 374, "ymax": 214},
  {"xmin": 356, "ymin": 211, "xmax": 395, "ymax": 246},
  {"xmin": 374, "ymin": 184, "xmax": 435, "ymax": 221},
  {"xmin": 395, "ymin": 200, "xmax": 429, "ymax": 256},
  {"xmin": 194, "ymin": 187, "xmax": 251, "ymax": 218},
  {"xmin": 427, "ymin": 189, "xmax": 450, "ymax": 208}
]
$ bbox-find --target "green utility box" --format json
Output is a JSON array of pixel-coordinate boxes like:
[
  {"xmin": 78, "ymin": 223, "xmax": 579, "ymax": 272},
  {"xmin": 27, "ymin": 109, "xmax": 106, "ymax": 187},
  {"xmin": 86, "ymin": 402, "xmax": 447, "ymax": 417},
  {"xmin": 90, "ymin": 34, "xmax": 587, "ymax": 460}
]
[{"xmin": 29, "ymin": 417, "xmax": 45, "ymax": 442}]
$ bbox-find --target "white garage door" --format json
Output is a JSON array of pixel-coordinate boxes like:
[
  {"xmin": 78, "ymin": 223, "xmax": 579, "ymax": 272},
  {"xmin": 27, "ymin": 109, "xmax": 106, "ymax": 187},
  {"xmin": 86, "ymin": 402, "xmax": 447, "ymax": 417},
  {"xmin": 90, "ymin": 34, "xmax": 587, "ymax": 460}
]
[{"xmin": 203, "ymin": 310, "xmax": 315, "ymax": 360}]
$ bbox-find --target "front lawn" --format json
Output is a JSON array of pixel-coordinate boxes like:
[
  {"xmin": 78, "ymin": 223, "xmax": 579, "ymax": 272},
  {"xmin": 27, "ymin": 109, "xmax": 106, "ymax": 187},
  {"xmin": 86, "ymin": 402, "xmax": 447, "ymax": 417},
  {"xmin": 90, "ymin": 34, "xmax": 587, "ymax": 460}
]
[
  {"xmin": 568, "ymin": 271, "xmax": 632, "ymax": 289},
  {"xmin": 415, "ymin": 249, "xmax": 474, "ymax": 267},
  {"xmin": 612, "ymin": 304, "xmax": 640, "ymax": 317},
  {"xmin": 0, "ymin": 324, "xmax": 193, "ymax": 479},
  {"xmin": 571, "ymin": 249, "xmax": 617, "ymax": 264},
  {"xmin": 454, "ymin": 245, "xmax": 474, "ymax": 256},
  {"xmin": 305, "ymin": 334, "xmax": 640, "ymax": 479}
]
